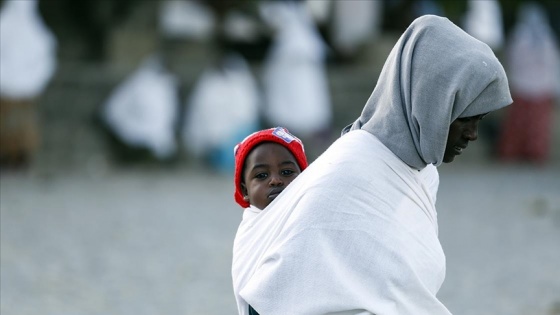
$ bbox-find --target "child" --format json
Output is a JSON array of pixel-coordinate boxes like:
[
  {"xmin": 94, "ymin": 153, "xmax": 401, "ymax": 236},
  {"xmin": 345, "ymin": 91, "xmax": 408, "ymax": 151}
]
[
  {"xmin": 232, "ymin": 126, "xmax": 308, "ymax": 315},
  {"xmin": 233, "ymin": 126, "xmax": 308, "ymax": 211}
]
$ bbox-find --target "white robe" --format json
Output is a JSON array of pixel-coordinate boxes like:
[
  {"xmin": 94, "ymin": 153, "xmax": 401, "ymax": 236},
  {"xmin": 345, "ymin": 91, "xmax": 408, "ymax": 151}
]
[{"xmin": 232, "ymin": 130, "xmax": 451, "ymax": 315}]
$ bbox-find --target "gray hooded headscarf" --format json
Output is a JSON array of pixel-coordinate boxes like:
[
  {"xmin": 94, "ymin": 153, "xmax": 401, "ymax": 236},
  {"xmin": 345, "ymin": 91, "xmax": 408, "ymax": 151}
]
[{"xmin": 343, "ymin": 15, "xmax": 512, "ymax": 170}]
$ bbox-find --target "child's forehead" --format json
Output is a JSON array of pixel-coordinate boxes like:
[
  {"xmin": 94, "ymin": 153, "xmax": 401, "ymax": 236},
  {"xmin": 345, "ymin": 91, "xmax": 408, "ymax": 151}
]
[
  {"xmin": 245, "ymin": 142, "xmax": 296, "ymax": 165},
  {"xmin": 248, "ymin": 142, "xmax": 292, "ymax": 157}
]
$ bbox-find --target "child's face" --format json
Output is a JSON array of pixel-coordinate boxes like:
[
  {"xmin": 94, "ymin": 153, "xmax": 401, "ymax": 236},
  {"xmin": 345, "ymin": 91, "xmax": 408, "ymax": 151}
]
[{"xmin": 241, "ymin": 142, "xmax": 302, "ymax": 210}]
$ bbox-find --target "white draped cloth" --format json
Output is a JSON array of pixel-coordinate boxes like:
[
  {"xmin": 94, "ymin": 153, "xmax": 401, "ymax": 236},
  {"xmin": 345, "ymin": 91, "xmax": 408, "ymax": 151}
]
[{"xmin": 232, "ymin": 130, "xmax": 451, "ymax": 315}]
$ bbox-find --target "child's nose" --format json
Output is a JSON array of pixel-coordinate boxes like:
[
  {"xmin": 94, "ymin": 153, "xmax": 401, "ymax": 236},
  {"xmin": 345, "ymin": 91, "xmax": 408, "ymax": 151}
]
[{"xmin": 269, "ymin": 174, "xmax": 283, "ymax": 186}]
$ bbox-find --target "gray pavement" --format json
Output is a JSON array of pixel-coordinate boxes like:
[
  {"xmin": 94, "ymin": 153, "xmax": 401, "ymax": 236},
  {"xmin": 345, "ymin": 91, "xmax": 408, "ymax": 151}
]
[{"xmin": 1, "ymin": 163, "xmax": 559, "ymax": 315}]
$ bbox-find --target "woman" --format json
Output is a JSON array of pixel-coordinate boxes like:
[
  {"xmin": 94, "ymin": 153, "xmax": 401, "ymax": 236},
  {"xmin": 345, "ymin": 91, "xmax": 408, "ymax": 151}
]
[{"xmin": 232, "ymin": 15, "xmax": 512, "ymax": 315}]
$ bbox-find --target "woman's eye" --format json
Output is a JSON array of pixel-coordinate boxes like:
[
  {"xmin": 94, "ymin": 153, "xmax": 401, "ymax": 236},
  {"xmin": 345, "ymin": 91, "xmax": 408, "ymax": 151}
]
[{"xmin": 458, "ymin": 114, "xmax": 486, "ymax": 123}]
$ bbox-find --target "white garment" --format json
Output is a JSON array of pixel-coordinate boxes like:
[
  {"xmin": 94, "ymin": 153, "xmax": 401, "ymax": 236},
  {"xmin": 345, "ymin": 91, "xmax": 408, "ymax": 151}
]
[
  {"xmin": 232, "ymin": 205, "xmax": 261, "ymax": 315},
  {"xmin": 232, "ymin": 130, "xmax": 450, "ymax": 315},
  {"xmin": 0, "ymin": 0, "xmax": 57, "ymax": 99}
]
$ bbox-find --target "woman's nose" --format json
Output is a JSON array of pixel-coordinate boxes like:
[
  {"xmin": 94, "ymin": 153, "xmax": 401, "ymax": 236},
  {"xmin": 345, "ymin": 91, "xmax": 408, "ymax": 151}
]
[{"xmin": 464, "ymin": 121, "xmax": 479, "ymax": 141}]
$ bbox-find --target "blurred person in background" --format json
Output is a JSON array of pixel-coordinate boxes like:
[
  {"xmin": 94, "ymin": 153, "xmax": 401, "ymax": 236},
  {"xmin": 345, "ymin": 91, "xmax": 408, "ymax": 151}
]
[
  {"xmin": 182, "ymin": 52, "xmax": 260, "ymax": 173},
  {"xmin": 101, "ymin": 55, "xmax": 180, "ymax": 163},
  {"xmin": 0, "ymin": 0, "xmax": 57, "ymax": 169},
  {"xmin": 328, "ymin": 0, "xmax": 383, "ymax": 62},
  {"xmin": 232, "ymin": 15, "xmax": 512, "ymax": 315},
  {"xmin": 462, "ymin": 0, "xmax": 504, "ymax": 52},
  {"xmin": 175, "ymin": 0, "xmax": 265, "ymax": 172},
  {"xmin": 498, "ymin": 2, "xmax": 560, "ymax": 165},
  {"xmin": 260, "ymin": 0, "xmax": 332, "ymax": 161}
]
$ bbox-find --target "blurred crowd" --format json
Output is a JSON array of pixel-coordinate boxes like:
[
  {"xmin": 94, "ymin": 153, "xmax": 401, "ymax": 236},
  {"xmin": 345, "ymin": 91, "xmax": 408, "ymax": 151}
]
[{"xmin": 1, "ymin": 0, "xmax": 559, "ymax": 172}]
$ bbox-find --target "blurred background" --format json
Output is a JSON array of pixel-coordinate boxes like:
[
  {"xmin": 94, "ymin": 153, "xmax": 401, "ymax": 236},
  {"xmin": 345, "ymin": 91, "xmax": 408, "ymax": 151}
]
[{"xmin": 1, "ymin": 0, "xmax": 559, "ymax": 314}]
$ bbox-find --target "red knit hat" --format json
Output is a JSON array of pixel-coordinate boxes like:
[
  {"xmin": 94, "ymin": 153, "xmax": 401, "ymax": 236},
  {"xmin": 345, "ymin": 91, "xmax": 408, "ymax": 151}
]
[{"xmin": 234, "ymin": 127, "xmax": 308, "ymax": 208}]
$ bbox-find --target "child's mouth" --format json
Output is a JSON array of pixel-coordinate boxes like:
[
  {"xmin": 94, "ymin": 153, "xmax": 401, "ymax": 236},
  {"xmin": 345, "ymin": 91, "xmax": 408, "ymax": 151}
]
[{"xmin": 268, "ymin": 188, "xmax": 283, "ymax": 200}]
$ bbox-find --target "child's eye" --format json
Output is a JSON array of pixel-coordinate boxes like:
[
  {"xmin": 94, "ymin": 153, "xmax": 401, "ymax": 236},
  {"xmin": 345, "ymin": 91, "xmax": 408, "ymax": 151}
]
[
  {"xmin": 255, "ymin": 173, "xmax": 268, "ymax": 180},
  {"xmin": 281, "ymin": 169, "xmax": 295, "ymax": 176}
]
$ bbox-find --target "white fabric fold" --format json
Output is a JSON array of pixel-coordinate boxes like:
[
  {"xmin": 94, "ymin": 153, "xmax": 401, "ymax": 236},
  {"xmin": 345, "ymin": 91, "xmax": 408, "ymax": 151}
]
[{"xmin": 232, "ymin": 130, "xmax": 450, "ymax": 315}]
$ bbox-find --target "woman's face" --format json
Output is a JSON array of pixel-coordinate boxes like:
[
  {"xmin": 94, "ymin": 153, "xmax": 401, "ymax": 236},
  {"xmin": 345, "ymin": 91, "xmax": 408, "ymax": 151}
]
[
  {"xmin": 241, "ymin": 143, "xmax": 302, "ymax": 210},
  {"xmin": 443, "ymin": 114, "xmax": 487, "ymax": 163}
]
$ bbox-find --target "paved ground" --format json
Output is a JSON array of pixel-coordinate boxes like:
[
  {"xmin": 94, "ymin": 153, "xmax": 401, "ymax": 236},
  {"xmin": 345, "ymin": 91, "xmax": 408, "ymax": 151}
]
[{"xmin": 1, "ymin": 162, "xmax": 559, "ymax": 315}]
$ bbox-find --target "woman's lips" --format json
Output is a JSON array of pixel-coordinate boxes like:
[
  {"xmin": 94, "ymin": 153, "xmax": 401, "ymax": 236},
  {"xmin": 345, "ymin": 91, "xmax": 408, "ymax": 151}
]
[{"xmin": 454, "ymin": 145, "xmax": 466, "ymax": 155}]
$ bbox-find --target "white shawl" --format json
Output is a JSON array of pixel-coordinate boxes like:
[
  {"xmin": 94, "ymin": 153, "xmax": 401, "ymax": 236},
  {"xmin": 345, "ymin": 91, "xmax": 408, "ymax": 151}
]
[{"xmin": 232, "ymin": 130, "xmax": 450, "ymax": 315}]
